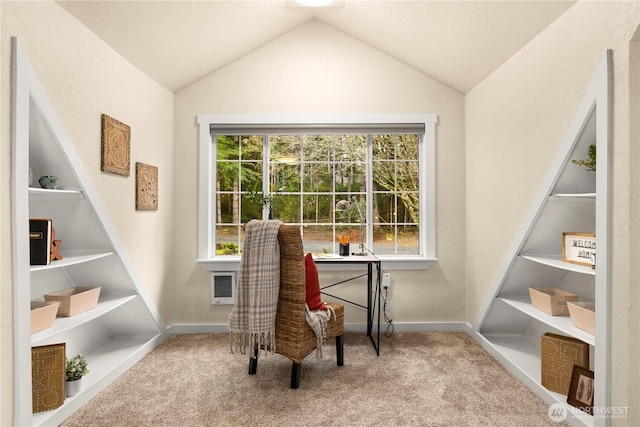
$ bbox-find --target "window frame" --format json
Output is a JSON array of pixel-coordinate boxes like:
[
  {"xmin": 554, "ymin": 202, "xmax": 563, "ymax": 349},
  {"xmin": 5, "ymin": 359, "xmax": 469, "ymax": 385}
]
[{"xmin": 196, "ymin": 114, "xmax": 438, "ymax": 271}]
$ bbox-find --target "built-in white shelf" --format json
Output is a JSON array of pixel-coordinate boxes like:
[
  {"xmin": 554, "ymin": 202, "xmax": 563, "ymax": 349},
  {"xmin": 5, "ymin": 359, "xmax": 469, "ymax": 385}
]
[
  {"xmin": 474, "ymin": 51, "xmax": 610, "ymax": 427},
  {"xmin": 31, "ymin": 293, "xmax": 138, "ymax": 344},
  {"xmin": 31, "ymin": 333, "xmax": 164, "ymax": 427},
  {"xmin": 499, "ymin": 297, "xmax": 595, "ymax": 345},
  {"xmin": 29, "ymin": 187, "xmax": 83, "ymax": 200},
  {"xmin": 521, "ymin": 255, "xmax": 596, "ymax": 276},
  {"xmin": 482, "ymin": 334, "xmax": 594, "ymax": 427},
  {"xmin": 12, "ymin": 38, "xmax": 167, "ymax": 426},
  {"xmin": 29, "ymin": 251, "xmax": 115, "ymax": 272},
  {"xmin": 549, "ymin": 193, "xmax": 596, "ymax": 199}
]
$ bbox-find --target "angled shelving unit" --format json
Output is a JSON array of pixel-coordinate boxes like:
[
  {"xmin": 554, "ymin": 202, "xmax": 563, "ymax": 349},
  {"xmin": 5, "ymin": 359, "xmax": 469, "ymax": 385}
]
[
  {"xmin": 472, "ymin": 51, "xmax": 611, "ymax": 427},
  {"xmin": 11, "ymin": 38, "xmax": 168, "ymax": 426}
]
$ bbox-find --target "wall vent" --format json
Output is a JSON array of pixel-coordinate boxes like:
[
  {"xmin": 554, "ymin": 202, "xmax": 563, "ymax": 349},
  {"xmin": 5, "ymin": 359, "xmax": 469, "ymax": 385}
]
[{"xmin": 211, "ymin": 272, "xmax": 236, "ymax": 305}]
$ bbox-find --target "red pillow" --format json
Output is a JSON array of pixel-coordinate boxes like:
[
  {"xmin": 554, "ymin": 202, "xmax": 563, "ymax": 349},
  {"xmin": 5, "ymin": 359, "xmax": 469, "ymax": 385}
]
[{"xmin": 304, "ymin": 253, "xmax": 328, "ymax": 311}]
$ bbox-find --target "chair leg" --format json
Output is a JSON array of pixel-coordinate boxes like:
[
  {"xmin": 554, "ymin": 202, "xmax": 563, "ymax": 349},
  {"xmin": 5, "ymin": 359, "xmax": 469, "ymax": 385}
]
[
  {"xmin": 290, "ymin": 362, "xmax": 301, "ymax": 389},
  {"xmin": 248, "ymin": 347, "xmax": 258, "ymax": 375},
  {"xmin": 336, "ymin": 335, "xmax": 344, "ymax": 366}
]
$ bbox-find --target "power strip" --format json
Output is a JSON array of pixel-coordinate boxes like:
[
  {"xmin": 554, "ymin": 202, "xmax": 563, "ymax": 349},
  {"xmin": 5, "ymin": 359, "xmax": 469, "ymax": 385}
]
[{"xmin": 382, "ymin": 273, "xmax": 391, "ymax": 289}]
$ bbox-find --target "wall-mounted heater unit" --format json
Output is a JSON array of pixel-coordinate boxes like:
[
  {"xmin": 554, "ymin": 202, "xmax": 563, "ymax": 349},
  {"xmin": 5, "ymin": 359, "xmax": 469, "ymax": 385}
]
[{"xmin": 211, "ymin": 272, "xmax": 236, "ymax": 305}]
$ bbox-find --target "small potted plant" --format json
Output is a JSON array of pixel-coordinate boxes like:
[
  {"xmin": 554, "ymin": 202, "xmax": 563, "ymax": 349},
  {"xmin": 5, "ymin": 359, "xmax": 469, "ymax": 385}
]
[
  {"xmin": 248, "ymin": 187, "xmax": 282, "ymax": 219},
  {"xmin": 572, "ymin": 144, "xmax": 596, "ymax": 172},
  {"xmin": 65, "ymin": 354, "xmax": 89, "ymax": 397}
]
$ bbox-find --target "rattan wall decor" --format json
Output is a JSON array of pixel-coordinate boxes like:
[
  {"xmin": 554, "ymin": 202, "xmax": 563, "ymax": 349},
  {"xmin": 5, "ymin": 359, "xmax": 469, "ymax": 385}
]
[
  {"xmin": 101, "ymin": 114, "xmax": 131, "ymax": 176},
  {"xmin": 135, "ymin": 162, "xmax": 158, "ymax": 211}
]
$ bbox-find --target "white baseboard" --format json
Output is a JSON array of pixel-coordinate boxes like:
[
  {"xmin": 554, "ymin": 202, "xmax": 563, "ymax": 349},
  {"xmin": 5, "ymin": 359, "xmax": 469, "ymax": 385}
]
[
  {"xmin": 388, "ymin": 322, "xmax": 471, "ymax": 332},
  {"xmin": 169, "ymin": 324, "xmax": 230, "ymax": 334},
  {"xmin": 169, "ymin": 322, "xmax": 471, "ymax": 335}
]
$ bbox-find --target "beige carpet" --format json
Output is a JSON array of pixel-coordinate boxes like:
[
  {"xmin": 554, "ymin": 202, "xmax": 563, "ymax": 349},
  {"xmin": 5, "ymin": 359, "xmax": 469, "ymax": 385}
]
[{"xmin": 62, "ymin": 332, "xmax": 564, "ymax": 426}]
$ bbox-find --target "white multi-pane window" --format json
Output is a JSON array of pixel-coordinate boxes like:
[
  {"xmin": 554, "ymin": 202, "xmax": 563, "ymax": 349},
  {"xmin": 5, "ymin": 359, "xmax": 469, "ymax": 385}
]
[{"xmin": 197, "ymin": 115, "xmax": 437, "ymax": 270}]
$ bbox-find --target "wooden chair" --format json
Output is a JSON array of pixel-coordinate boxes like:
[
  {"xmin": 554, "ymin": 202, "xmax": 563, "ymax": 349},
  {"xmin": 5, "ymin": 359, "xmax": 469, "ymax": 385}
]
[{"xmin": 248, "ymin": 225, "xmax": 344, "ymax": 389}]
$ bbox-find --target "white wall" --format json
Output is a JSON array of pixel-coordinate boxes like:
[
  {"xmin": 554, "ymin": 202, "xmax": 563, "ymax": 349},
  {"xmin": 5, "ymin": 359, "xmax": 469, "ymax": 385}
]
[
  {"xmin": 0, "ymin": 2, "xmax": 174, "ymax": 424},
  {"xmin": 466, "ymin": 2, "xmax": 640, "ymax": 424},
  {"xmin": 3, "ymin": 2, "xmax": 637, "ymax": 426},
  {"xmin": 0, "ymin": 2, "xmax": 7, "ymax": 424},
  {"xmin": 172, "ymin": 20, "xmax": 466, "ymax": 327},
  {"xmin": 628, "ymin": 25, "xmax": 640, "ymax": 427}
]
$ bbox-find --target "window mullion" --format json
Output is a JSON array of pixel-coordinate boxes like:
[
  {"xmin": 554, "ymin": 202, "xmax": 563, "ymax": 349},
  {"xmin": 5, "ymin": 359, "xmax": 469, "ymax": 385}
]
[
  {"xmin": 206, "ymin": 133, "xmax": 216, "ymax": 258},
  {"xmin": 394, "ymin": 134, "xmax": 399, "ymax": 255},
  {"xmin": 263, "ymin": 135, "xmax": 270, "ymax": 219},
  {"xmin": 366, "ymin": 134, "xmax": 373, "ymax": 252},
  {"xmin": 332, "ymin": 135, "xmax": 337, "ymax": 248}
]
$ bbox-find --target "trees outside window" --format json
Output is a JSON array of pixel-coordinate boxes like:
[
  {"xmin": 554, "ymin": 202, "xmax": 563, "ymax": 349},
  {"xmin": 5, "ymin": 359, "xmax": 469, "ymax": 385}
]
[{"xmin": 197, "ymin": 114, "xmax": 436, "ymax": 266}]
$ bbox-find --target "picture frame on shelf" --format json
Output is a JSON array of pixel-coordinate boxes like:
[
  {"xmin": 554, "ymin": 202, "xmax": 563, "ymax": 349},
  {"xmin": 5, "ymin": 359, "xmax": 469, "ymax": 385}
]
[
  {"xmin": 561, "ymin": 232, "xmax": 596, "ymax": 267},
  {"xmin": 567, "ymin": 365, "xmax": 594, "ymax": 415}
]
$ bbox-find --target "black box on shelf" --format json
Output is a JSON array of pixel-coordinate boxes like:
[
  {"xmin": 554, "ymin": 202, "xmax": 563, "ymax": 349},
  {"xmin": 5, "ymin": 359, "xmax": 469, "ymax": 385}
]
[{"xmin": 29, "ymin": 218, "xmax": 52, "ymax": 265}]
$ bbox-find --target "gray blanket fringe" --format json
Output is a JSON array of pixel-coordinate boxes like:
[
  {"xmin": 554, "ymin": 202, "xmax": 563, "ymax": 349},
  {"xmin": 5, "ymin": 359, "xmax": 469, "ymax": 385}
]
[{"xmin": 305, "ymin": 304, "xmax": 336, "ymax": 358}]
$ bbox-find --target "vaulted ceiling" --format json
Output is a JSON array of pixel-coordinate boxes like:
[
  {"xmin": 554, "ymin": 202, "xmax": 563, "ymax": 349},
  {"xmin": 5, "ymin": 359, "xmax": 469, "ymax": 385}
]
[{"xmin": 57, "ymin": 1, "xmax": 575, "ymax": 93}]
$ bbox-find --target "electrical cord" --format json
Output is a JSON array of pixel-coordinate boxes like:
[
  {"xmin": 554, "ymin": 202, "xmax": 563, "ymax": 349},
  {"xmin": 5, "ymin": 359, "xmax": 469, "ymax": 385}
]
[
  {"xmin": 359, "ymin": 247, "xmax": 394, "ymax": 336},
  {"xmin": 381, "ymin": 285, "xmax": 394, "ymax": 337}
]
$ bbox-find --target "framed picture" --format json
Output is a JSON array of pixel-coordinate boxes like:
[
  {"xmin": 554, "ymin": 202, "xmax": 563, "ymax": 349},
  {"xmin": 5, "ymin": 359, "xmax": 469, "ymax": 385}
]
[
  {"xmin": 567, "ymin": 365, "xmax": 594, "ymax": 415},
  {"xmin": 562, "ymin": 232, "xmax": 596, "ymax": 267},
  {"xmin": 101, "ymin": 114, "xmax": 131, "ymax": 176},
  {"xmin": 135, "ymin": 162, "xmax": 158, "ymax": 211}
]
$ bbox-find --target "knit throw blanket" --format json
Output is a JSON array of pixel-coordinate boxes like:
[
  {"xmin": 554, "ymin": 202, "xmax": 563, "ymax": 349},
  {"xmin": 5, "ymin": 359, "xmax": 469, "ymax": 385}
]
[
  {"xmin": 229, "ymin": 219, "xmax": 283, "ymax": 356},
  {"xmin": 305, "ymin": 304, "xmax": 336, "ymax": 358}
]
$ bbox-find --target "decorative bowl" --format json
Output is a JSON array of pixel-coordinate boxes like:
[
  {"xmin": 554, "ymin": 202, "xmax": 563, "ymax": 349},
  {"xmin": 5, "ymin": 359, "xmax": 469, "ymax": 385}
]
[{"xmin": 38, "ymin": 175, "xmax": 59, "ymax": 189}]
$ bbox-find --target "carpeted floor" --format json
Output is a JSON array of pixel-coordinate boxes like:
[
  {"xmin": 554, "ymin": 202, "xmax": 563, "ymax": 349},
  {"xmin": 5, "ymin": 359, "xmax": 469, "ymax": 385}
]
[{"xmin": 62, "ymin": 331, "xmax": 565, "ymax": 426}]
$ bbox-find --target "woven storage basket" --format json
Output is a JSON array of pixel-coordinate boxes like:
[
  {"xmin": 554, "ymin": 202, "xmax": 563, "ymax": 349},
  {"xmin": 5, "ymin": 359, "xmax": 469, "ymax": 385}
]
[{"xmin": 541, "ymin": 333, "xmax": 589, "ymax": 395}]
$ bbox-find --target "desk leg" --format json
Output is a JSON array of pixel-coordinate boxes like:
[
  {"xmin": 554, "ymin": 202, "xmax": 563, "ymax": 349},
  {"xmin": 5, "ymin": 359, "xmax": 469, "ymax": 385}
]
[
  {"xmin": 376, "ymin": 261, "xmax": 381, "ymax": 355},
  {"xmin": 367, "ymin": 263, "xmax": 372, "ymax": 338},
  {"xmin": 367, "ymin": 261, "xmax": 381, "ymax": 356}
]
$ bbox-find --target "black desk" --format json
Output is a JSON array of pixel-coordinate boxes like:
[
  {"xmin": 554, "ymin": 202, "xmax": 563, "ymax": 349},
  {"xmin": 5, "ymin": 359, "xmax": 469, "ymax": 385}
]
[{"xmin": 313, "ymin": 254, "xmax": 381, "ymax": 355}]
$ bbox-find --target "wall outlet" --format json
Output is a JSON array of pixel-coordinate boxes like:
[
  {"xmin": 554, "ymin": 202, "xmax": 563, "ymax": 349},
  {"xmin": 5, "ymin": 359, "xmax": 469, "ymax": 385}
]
[{"xmin": 382, "ymin": 273, "xmax": 391, "ymax": 288}]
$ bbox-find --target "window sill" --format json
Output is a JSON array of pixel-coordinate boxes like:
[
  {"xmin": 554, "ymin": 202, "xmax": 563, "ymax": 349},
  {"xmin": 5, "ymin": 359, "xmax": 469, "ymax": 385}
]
[{"xmin": 196, "ymin": 257, "xmax": 437, "ymax": 272}]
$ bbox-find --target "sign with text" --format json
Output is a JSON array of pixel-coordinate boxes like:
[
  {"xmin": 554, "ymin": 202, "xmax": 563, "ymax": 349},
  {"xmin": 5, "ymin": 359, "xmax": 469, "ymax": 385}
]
[{"xmin": 562, "ymin": 232, "xmax": 596, "ymax": 267}]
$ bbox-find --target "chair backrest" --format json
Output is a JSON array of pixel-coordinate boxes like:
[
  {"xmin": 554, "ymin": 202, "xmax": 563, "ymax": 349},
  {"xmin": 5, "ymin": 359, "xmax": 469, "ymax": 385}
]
[
  {"xmin": 276, "ymin": 225, "xmax": 306, "ymax": 325},
  {"xmin": 275, "ymin": 225, "xmax": 317, "ymax": 361}
]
